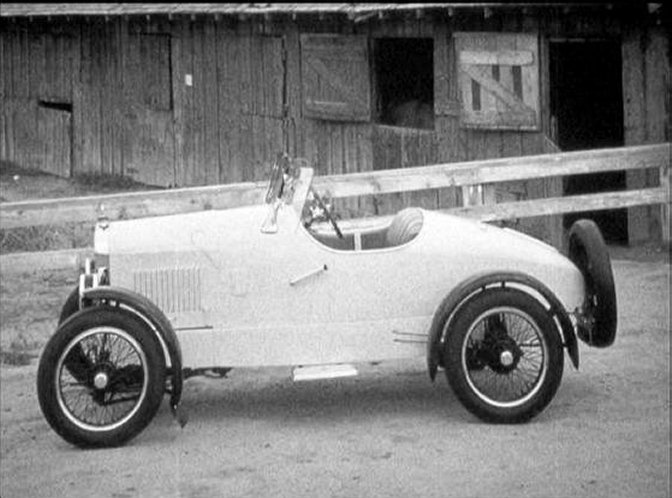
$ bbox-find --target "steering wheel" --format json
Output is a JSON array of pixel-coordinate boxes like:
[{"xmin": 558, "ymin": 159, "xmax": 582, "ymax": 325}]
[{"xmin": 309, "ymin": 189, "xmax": 343, "ymax": 239}]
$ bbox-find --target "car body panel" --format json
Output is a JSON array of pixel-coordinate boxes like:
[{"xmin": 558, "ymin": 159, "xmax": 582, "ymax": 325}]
[{"xmin": 98, "ymin": 172, "xmax": 585, "ymax": 369}]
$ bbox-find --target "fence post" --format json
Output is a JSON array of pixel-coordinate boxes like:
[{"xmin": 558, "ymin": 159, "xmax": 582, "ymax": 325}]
[{"xmin": 461, "ymin": 184, "xmax": 496, "ymax": 207}]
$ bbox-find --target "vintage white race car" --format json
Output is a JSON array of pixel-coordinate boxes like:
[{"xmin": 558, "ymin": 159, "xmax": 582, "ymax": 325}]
[{"xmin": 37, "ymin": 154, "xmax": 617, "ymax": 448}]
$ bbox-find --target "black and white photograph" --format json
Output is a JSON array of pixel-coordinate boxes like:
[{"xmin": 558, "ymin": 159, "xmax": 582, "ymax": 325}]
[{"xmin": 0, "ymin": 3, "xmax": 669, "ymax": 497}]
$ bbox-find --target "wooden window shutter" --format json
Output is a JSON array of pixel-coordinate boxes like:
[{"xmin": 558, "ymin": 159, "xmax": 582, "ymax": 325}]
[
  {"xmin": 300, "ymin": 35, "xmax": 371, "ymax": 122},
  {"xmin": 454, "ymin": 32, "xmax": 540, "ymax": 130},
  {"xmin": 127, "ymin": 34, "xmax": 172, "ymax": 112}
]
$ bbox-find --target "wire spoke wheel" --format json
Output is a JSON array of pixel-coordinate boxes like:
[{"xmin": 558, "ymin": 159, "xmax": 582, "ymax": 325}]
[
  {"xmin": 37, "ymin": 307, "xmax": 166, "ymax": 448},
  {"xmin": 463, "ymin": 308, "xmax": 547, "ymax": 407},
  {"xmin": 444, "ymin": 288, "xmax": 564, "ymax": 423},
  {"xmin": 57, "ymin": 327, "xmax": 148, "ymax": 432}
]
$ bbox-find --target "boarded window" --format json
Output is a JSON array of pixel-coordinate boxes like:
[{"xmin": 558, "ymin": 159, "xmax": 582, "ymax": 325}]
[
  {"xmin": 454, "ymin": 32, "xmax": 540, "ymax": 130},
  {"xmin": 126, "ymin": 34, "xmax": 172, "ymax": 111},
  {"xmin": 300, "ymin": 35, "xmax": 371, "ymax": 122}
]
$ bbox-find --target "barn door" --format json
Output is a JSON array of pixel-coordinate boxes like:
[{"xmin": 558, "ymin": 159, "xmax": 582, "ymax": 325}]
[
  {"xmin": 455, "ymin": 32, "xmax": 540, "ymax": 131},
  {"xmin": 123, "ymin": 33, "xmax": 175, "ymax": 187},
  {"xmin": 300, "ymin": 35, "xmax": 371, "ymax": 122}
]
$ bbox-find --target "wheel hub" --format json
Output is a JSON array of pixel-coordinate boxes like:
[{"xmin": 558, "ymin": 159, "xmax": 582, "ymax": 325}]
[
  {"xmin": 499, "ymin": 350, "xmax": 514, "ymax": 367},
  {"xmin": 93, "ymin": 371, "xmax": 109, "ymax": 390},
  {"xmin": 478, "ymin": 330, "xmax": 523, "ymax": 374},
  {"xmin": 490, "ymin": 339, "xmax": 523, "ymax": 374}
]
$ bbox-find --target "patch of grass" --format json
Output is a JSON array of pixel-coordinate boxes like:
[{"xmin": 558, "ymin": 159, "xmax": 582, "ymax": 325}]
[
  {"xmin": 0, "ymin": 333, "xmax": 41, "ymax": 366},
  {"xmin": 1, "ymin": 166, "xmax": 158, "ymax": 254},
  {"xmin": 0, "ymin": 222, "xmax": 93, "ymax": 254},
  {"xmin": 0, "ymin": 160, "xmax": 52, "ymax": 178},
  {"xmin": 73, "ymin": 172, "xmax": 160, "ymax": 192}
]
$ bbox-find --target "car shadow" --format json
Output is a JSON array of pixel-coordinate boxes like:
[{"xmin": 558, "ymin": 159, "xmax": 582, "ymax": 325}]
[{"xmin": 162, "ymin": 365, "xmax": 468, "ymax": 426}]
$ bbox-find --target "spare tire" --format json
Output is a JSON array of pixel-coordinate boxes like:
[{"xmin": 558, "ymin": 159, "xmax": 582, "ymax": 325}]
[{"xmin": 568, "ymin": 219, "xmax": 617, "ymax": 347}]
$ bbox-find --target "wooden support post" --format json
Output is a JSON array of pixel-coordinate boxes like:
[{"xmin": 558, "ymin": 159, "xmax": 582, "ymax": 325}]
[
  {"xmin": 462, "ymin": 185, "xmax": 483, "ymax": 207},
  {"xmin": 461, "ymin": 184, "xmax": 497, "ymax": 207}
]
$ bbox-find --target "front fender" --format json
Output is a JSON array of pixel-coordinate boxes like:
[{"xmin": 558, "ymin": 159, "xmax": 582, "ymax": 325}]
[
  {"xmin": 427, "ymin": 271, "xmax": 579, "ymax": 381},
  {"xmin": 82, "ymin": 286, "xmax": 184, "ymax": 418}
]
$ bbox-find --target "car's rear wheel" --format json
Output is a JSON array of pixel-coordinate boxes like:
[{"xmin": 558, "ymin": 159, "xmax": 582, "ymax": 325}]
[
  {"xmin": 37, "ymin": 307, "xmax": 166, "ymax": 448},
  {"xmin": 444, "ymin": 288, "xmax": 564, "ymax": 423}
]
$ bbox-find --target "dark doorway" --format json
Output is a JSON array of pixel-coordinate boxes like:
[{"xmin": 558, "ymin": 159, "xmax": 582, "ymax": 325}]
[
  {"xmin": 550, "ymin": 41, "xmax": 627, "ymax": 244},
  {"xmin": 373, "ymin": 38, "xmax": 434, "ymax": 129}
]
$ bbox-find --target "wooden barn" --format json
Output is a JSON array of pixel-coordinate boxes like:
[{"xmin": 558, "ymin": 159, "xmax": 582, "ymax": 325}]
[{"xmin": 0, "ymin": 3, "xmax": 669, "ymax": 246}]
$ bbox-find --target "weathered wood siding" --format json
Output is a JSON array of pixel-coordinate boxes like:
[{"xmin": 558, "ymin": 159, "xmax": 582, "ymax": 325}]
[
  {"xmin": 1, "ymin": 20, "xmax": 77, "ymax": 176},
  {"xmin": 622, "ymin": 20, "xmax": 670, "ymax": 243},
  {"xmin": 1, "ymin": 6, "xmax": 668, "ymax": 245}
]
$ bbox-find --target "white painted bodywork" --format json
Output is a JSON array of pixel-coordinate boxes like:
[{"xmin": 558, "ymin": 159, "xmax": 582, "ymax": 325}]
[{"xmin": 94, "ymin": 169, "xmax": 585, "ymax": 369}]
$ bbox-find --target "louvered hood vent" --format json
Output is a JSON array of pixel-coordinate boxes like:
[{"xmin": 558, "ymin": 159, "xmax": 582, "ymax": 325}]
[{"xmin": 133, "ymin": 267, "xmax": 202, "ymax": 313}]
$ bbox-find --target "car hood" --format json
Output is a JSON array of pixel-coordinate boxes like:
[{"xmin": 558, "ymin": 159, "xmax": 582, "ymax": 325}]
[{"xmin": 95, "ymin": 204, "xmax": 271, "ymax": 255}]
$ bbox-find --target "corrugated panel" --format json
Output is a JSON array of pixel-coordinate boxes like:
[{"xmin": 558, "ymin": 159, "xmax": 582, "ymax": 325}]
[{"xmin": 133, "ymin": 267, "xmax": 202, "ymax": 313}]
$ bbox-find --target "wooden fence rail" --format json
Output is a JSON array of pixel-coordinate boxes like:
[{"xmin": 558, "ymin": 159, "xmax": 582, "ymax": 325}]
[
  {"xmin": 1, "ymin": 143, "xmax": 669, "ymax": 231},
  {"xmin": 0, "ymin": 143, "xmax": 669, "ymax": 274}
]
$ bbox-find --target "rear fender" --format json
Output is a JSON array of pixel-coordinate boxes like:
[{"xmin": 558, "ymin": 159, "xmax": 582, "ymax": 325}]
[
  {"xmin": 81, "ymin": 286, "xmax": 184, "ymax": 414},
  {"xmin": 427, "ymin": 271, "xmax": 579, "ymax": 381}
]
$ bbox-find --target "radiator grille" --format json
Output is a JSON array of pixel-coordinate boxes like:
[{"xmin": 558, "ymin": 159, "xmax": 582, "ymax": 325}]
[{"xmin": 133, "ymin": 267, "xmax": 202, "ymax": 313}]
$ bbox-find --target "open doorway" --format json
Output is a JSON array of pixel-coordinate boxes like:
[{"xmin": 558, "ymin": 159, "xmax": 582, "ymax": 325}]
[
  {"xmin": 550, "ymin": 40, "xmax": 627, "ymax": 244},
  {"xmin": 373, "ymin": 38, "xmax": 434, "ymax": 130}
]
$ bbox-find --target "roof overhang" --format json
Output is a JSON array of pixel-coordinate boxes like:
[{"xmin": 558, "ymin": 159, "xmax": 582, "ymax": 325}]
[{"xmin": 0, "ymin": 3, "xmax": 641, "ymax": 20}]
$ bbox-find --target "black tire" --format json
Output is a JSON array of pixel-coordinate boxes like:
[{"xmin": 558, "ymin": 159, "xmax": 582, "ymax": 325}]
[
  {"xmin": 37, "ymin": 306, "xmax": 166, "ymax": 448},
  {"xmin": 568, "ymin": 219, "xmax": 617, "ymax": 347},
  {"xmin": 444, "ymin": 288, "xmax": 564, "ymax": 423}
]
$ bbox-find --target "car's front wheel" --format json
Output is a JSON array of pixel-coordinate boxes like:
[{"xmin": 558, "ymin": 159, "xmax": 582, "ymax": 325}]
[
  {"xmin": 443, "ymin": 288, "xmax": 564, "ymax": 423},
  {"xmin": 37, "ymin": 306, "xmax": 166, "ymax": 447}
]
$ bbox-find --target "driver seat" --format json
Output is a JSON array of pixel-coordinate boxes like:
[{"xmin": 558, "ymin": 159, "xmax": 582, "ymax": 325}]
[{"xmin": 386, "ymin": 208, "xmax": 424, "ymax": 247}]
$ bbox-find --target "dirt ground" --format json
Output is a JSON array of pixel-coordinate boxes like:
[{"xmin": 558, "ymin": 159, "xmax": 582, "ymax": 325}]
[{"xmin": 0, "ymin": 256, "xmax": 669, "ymax": 498}]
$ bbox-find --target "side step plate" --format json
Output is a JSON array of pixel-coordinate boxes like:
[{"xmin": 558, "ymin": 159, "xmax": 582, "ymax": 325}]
[{"xmin": 292, "ymin": 364, "xmax": 358, "ymax": 382}]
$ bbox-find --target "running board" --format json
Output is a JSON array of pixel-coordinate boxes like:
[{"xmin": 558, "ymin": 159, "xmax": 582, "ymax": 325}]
[{"xmin": 292, "ymin": 364, "xmax": 358, "ymax": 382}]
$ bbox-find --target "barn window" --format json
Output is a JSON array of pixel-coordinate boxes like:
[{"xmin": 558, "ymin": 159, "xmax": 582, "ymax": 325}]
[
  {"xmin": 126, "ymin": 34, "xmax": 172, "ymax": 112},
  {"xmin": 300, "ymin": 35, "xmax": 371, "ymax": 122},
  {"xmin": 454, "ymin": 32, "xmax": 540, "ymax": 130},
  {"xmin": 374, "ymin": 38, "xmax": 434, "ymax": 130}
]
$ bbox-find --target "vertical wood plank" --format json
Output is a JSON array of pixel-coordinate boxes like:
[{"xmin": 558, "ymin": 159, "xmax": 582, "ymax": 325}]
[
  {"xmin": 189, "ymin": 20, "xmax": 205, "ymax": 185},
  {"xmin": 215, "ymin": 24, "xmax": 231, "ymax": 183},
  {"xmin": 79, "ymin": 21, "xmax": 102, "ymax": 175},
  {"xmin": 644, "ymin": 26, "xmax": 668, "ymax": 240},
  {"xmin": 71, "ymin": 21, "xmax": 84, "ymax": 176},
  {"xmin": 203, "ymin": 18, "xmax": 220, "ymax": 185},
  {"xmin": 181, "ymin": 18, "xmax": 195, "ymax": 185},
  {"xmin": 0, "ymin": 28, "xmax": 8, "ymax": 99},
  {"xmin": 435, "ymin": 20, "xmax": 460, "ymax": 210},
  {"xmin": 622, "ymin": 23, "xmax": 649, "ymax": 243},
  {"xmin": 660, "ymin": 161, "xmax": 670, "ymax": 244},
  {"xmin": 171, "ymin": 17, "xmax": 185, "ymax": 186},
  {"xmin": 284, "ymin": 21, "xmax": 302, "ymax": 157}
]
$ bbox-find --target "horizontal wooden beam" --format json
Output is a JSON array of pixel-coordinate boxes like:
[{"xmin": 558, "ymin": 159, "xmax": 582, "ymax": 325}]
[
  {"xmin": 0, "ymin": 181, "xmax": 268, "ymax": 229},
  {"xmin": 444, "ymin": 186, "xmax": 669, "ymax": 221},
  {"xmin": 4, "ymin": 187, "xmax": 665, "ymax": 272},
  {"xmin": 315, "ymin": 143, "xmax": 670, "ymax": 199},
  {"xmin": 0, "ymin": 248, "xmax": 92, "ymax": 274},
  {"xmin": 0, "ymin": 144, "xmax": 669, "ymax": 229},
  {"xmin": 308, "ymin": 187, "xmax": 669, "ymax": 232}
]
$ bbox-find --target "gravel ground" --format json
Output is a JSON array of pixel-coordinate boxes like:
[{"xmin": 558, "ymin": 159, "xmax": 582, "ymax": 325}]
[{"xmin": 0, "ymin": 257, "xmax": 669, "ymax": 498}]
